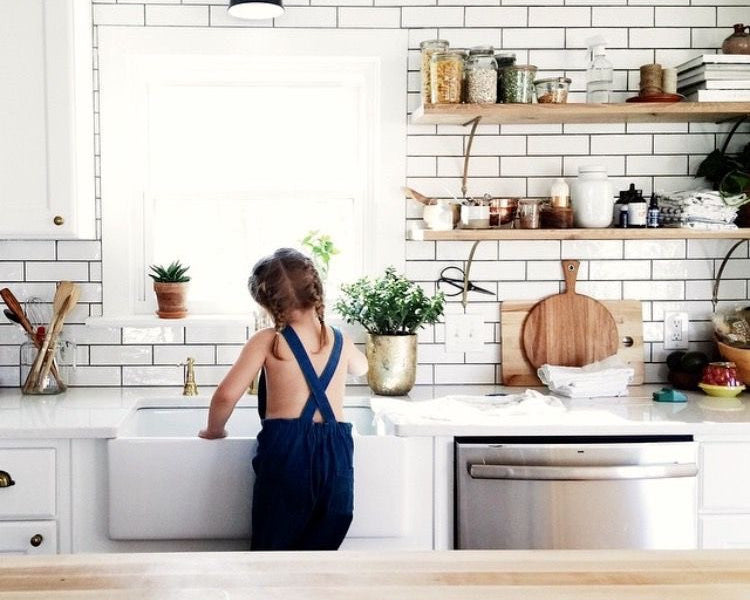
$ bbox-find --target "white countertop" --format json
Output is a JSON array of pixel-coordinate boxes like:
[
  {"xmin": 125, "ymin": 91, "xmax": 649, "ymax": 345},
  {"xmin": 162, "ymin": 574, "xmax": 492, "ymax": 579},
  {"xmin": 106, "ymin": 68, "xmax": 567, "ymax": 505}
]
[{"xmin": 0, "ymin": 384, "xmax": 749, "ymax": 439}]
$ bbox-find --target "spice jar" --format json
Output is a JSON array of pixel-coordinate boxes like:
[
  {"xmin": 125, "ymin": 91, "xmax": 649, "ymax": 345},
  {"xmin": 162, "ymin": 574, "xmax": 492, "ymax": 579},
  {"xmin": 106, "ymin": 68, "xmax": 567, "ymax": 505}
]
[
  {"xmin": 534, "ymin": 77, "xmax": 571, "ymax": 104},
  {"xmin": 495, "ymin": 52, "xmax": 516, "ymax": 104},
  {"xmin": 420, "ymin": 39, "xmax": 449, "ymax": 103},
  {"xmin": 502, "ymin": 65, "xmax": 537, "ymax": 104},
  {"xmin": 517, "ymin": 199, "xmax": 542, "ymax": 229},
  {"xmin": 430, "ymin": 50, "xmax": 464, "ymax": 104},
  {"xmin": 489, "ymin": 197, "xmax": 518, "ymax": 228},
  {"xmin": 465, "ymin": 46, "xmax": 498, "ymax": 104}
]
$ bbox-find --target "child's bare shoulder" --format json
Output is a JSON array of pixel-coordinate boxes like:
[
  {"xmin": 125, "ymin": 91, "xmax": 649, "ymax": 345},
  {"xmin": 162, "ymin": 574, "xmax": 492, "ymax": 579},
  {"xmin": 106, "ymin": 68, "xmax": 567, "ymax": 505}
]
[{"xmin": 247, "ymin": 327, "xmax": 276, "ymax": 349}]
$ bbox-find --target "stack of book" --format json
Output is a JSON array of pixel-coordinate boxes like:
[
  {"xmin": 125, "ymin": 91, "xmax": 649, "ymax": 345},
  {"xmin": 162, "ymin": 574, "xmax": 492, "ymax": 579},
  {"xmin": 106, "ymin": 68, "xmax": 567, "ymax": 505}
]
[{"xmin": 676, "ymin": 54, "xmax": 750, "ymax": 101}]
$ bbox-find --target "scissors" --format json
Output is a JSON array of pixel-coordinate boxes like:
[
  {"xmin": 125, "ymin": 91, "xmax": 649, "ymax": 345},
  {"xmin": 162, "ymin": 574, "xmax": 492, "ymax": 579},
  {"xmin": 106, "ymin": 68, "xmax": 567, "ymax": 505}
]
[{"xmin": 437, "ymin": 266, "xmax": 493, "ymax": 297}]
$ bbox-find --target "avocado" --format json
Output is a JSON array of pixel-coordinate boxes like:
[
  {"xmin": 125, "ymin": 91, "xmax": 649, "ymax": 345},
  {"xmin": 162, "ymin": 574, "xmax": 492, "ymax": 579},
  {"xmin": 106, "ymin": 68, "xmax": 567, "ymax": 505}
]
[
  {"xmin": 679, "ymin": 351, "xmax": 709, "ymax": 375},
  {"xmin": 666, "ymin": 350, "xmax": 686, "ymax": 372}
]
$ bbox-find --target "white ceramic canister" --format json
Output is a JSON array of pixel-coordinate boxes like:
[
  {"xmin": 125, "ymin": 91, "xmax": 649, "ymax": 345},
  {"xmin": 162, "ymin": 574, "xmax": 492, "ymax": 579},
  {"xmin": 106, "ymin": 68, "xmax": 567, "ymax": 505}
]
[{"xmin": 571, "ymin": 165, "xmax": 615, "ymax": 228}]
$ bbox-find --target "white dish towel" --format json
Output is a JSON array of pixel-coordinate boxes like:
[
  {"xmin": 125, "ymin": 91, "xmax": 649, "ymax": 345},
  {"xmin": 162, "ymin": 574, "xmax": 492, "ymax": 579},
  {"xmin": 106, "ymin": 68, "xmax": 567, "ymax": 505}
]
[{"xmin": 538, "ymin": 355, "xmax": 635, "ymax": 398}]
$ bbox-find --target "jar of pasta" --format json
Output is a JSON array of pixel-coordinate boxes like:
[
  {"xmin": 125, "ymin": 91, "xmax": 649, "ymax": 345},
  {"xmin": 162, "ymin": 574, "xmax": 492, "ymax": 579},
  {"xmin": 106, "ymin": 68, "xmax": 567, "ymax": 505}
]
[
  {"xmin": 420, "ymin": 39, "xmax": 449, "ymax": 104},
  {"xmin": 430, "ymin": 51, "xmax": 464, "ymax": 104},
  {"xmin": 465, "ymin": 46, "xmax": 498, "ymax": 104}
]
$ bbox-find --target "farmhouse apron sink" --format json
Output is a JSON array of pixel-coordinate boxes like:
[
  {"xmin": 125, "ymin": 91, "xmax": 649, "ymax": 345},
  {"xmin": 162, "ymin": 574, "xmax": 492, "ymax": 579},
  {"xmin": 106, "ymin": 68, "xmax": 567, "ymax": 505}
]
[{"xmin": 108, "ymin": 404, "xmax": 406, "ymax": 541}]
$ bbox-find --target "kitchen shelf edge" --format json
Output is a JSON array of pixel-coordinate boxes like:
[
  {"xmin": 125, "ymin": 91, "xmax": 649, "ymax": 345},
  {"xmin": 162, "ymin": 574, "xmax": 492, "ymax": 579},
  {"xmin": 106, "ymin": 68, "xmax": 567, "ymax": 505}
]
[{"xmin": 407, "ymin": 228, "xmax": 750, "ymax": 241}]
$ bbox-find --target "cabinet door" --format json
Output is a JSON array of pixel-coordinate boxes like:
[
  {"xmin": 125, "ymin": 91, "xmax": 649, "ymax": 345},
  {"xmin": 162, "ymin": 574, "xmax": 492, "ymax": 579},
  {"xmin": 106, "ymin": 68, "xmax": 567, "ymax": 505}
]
[
  {"xmin": 0, "ymin": 448, "xmax": 56, "ymax": 519},
  {"xmin": 0, "ymin": 521, "xmax": 57, "ymax": 555},
  {"xmin": 701, "ymin": 515, "xmax": 750, "ymax": 549},
  {"xmin": 0, "ymin": 0, "xmax": 93, "ymax": 239},
  {"xmin": 701, "ymin": 442, "xmax": 750, "ymax": 511}
]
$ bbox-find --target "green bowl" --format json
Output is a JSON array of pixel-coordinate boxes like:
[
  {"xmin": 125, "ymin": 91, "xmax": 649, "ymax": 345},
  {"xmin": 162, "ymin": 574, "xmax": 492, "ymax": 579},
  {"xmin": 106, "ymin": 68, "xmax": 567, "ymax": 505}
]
[{"xmin": 698, "ymin": 383, "xmax": 746, "ymax": 398}]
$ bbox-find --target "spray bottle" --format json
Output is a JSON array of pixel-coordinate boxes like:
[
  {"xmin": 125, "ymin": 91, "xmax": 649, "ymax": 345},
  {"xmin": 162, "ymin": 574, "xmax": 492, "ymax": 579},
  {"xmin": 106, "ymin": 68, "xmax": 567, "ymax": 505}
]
[{"xmin": 586, "ymin": 36, "xmax": 613, "ymax": 103}]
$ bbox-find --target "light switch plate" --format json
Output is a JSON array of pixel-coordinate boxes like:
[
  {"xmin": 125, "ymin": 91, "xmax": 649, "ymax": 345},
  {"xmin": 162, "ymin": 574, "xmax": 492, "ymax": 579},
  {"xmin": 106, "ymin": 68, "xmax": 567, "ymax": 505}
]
[
  {"xmin": 444, "ymin": 313, "xmax": 485, "ymax": 353},
  {"xmin": 664, "ymin": 311, "xmax": 689, "ymax": 350}
]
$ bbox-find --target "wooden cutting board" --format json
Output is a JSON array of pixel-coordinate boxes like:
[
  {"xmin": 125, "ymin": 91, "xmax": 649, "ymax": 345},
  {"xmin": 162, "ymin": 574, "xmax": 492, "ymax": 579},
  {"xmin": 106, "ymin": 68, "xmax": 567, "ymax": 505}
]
[
  {"xmin": 522, "ymin": 260, "xmax": 619, "ymax": 369},
  {"xmin": 502, "ymin": 299, "xmax": 644, "ymax": 387}
]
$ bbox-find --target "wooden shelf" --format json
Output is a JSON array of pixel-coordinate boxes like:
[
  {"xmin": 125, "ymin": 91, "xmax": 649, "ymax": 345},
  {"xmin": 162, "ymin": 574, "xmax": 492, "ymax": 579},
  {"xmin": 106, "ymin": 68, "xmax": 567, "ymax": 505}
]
[
  {"xmin": 412, "ymin": 102, "xmax": 750, "ymax": 125},
  {"xmin": 408, "ymin": 227, "xmax": 750, "ymax": 241}
]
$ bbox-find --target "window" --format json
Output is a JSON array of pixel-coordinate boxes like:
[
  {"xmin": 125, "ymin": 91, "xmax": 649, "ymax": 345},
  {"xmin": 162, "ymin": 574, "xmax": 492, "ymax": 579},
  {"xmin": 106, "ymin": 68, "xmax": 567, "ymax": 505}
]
[{"xmin": 98, "ymin": 28, "xmax": 406, "ymax": 317}]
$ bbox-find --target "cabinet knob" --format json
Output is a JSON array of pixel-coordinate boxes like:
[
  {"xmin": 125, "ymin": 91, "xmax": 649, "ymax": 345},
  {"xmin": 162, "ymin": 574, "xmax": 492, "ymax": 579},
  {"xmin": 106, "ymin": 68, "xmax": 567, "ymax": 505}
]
[
  {"xmin": 29, "ymin": 534, "xmax": 44, "ymax": 548},
  {"xmin": 0, "ymin": 470, "xmax": 15, "ymax": 487},
  {"xmin": 53, "ymin": 215, "xmax": 64, "ymax": 226}
]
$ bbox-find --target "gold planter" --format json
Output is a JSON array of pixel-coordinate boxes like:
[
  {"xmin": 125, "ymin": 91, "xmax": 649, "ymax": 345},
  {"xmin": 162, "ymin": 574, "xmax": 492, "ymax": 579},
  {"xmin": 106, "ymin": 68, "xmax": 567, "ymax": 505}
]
[{"xmin": 366, "ymin": 334, "xmax": 417, "ymax": 396}]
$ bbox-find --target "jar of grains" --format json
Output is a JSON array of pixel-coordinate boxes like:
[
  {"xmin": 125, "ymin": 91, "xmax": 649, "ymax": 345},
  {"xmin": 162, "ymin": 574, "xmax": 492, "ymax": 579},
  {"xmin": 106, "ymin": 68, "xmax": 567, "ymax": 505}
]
[
  {"xmin": 420, "ymin": 39, "xmax": 449, "ymax": 104},
  {"xmin": 502, "ymin": 64, "xmax": 537, "ymax": 103},
  {"xmin": 494, "ymin": 52, "xmax": 516, "ymax": 103},
  {"xmin": 465, "ymin": 46, "xmax": 498, "ymax": 104},
  {"xmin": 430, "ymin": 51, "xmax": 464, "ymax": 104}
]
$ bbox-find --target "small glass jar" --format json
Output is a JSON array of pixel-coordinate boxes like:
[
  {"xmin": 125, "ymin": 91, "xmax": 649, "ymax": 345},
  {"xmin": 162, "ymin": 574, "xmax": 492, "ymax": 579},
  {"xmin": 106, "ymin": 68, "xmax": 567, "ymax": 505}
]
[
  {"xmin": 571, "ymin": 165, "xmax": 615, "ymax": 228},
  {"xmin": 702, "ymin": 362, "xmax": 742, "ymax": 387},
  {"xmin": 465, "ymin": 46, "xmax": 498, "ymax": 104},
  {"xmin": 502, "ymin": 64, "xmax": 537, "ymax": 104},
  {"xmin": 518, "ymin": 199, "xmax": 542, "ymax": 229},
  {"xmin": 420, "ymin": 39, "xmax": 449, "ymax": 104},
  {"xmin": 430, "ymin": 50, "xmax": 464, "ymax": 104},
  {"xmin": 489, "ymin": 198, "xmax": 518, "ymax": 228},
  {"xmin": 495, "ymin": 52, "xmax": 516, "ymax": 103},
  {"xmin": 534, "ymin": 77, "xmax": 571, "ymax": 104},
  {"xmin": 21, "ymin": 335, "xmax": 76, "ymax": 395}
]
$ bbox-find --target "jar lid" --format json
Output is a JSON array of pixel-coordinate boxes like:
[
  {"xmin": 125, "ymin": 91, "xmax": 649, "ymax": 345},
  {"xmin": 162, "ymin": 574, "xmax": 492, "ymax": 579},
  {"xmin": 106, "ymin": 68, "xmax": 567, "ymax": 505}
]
[
  {"xmin": 494, "ymin": 52, "xmax": 516, "ymax": 58},
  {"xmin": 431, "ymin": 50, "xmax": 466, "ymax": 60},
  {"xmin": 511, "ymin": 64, "xmax": 538, "ymax": 71},
  {"xmin": 420, "ymin": 39, "xmax": 449, "ymax": 49},
  {"xmin": 469, "ymin": 45, "xmax": 495, "ymax": 56},
  {"xmin": 578, "ymin": 164, "xmax": 607, "ymax": 173},
  {"xmin": 534, "ymin": 77, "xmax": 572, "ymax": 85}
]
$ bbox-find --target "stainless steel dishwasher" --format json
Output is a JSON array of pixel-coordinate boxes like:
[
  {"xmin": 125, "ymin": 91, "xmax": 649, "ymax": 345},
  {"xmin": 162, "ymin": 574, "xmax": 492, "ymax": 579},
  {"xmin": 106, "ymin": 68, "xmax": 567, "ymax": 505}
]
[{"xmin": 455, "ymin": 435, "xmax": 698, "ymax": 550}]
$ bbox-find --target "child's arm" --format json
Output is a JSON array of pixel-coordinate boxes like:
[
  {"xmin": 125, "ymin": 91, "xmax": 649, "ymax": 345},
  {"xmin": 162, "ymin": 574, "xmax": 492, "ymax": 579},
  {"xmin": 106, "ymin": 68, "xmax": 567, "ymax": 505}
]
[
  {"xmin": 346, "ymin": 335, "xmax": 368, "ymax": 377},
  {"xmin": 199, "ymin": 329, "xmax": 273, "ymax": 439}
]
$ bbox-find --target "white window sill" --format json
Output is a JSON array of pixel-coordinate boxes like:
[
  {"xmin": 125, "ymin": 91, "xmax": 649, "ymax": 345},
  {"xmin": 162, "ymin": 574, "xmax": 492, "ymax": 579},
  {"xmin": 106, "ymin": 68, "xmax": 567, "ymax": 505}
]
[{"xmin": 85, "ymin": 315, "xmax": 253, "ymax": 328}]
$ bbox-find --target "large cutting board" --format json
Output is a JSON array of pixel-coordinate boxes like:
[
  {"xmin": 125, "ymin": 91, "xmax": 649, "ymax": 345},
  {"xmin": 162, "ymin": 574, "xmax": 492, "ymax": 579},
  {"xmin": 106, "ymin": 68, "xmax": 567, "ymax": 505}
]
[
  {"xmin": 522, "ymin": 261, "xmax": 619, "ymax": 368},
  {"xmin": 501, "ymin": 299, "xmax": 644, "ymax": 386}
]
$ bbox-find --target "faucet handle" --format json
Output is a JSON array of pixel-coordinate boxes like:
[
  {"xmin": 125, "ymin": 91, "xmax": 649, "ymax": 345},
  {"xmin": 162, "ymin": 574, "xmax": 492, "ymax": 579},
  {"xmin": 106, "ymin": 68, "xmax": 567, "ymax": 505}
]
[{"xmin": 183, "ymin": 357, "xmax": 199, "ymax": 396}]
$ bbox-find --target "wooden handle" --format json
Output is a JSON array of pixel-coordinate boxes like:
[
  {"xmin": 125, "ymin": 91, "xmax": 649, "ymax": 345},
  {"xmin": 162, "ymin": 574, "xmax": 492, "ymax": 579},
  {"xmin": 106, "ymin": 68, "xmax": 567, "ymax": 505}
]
[
  {"xmin": 562, "ymin": 260, "xmax": 580, "ymax": 295},
  {"xmin": 0, "ymin": 288, "xmax": 34, "ymax": 335},
  {"xmin": 403, "ymin": 186, "xmax": 434, "ymax": 206},
  {"xmin": 37, "ymin": 300, "xmax": 70, "ymax": 388}
]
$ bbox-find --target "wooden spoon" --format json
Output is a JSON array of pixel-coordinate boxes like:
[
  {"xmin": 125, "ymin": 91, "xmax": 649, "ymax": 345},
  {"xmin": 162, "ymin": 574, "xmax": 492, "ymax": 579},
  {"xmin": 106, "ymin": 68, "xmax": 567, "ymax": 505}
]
[
  {"xmin": 23, "ymin": 282, "xmax": 78, "ymax": 393},
  {"xmin": 1, "ymin": 288, "xmax": 65, "ymax": 389},
  {"xmin": 403, "ymin": 186, "xmax": 436, "ymax": 206}
]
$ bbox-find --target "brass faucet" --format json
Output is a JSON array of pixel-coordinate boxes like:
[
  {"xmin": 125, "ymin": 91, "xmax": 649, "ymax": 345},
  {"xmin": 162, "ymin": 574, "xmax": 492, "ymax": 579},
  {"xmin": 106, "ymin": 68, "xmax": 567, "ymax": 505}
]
[{"xmin": 183, "ymin": 357, "xmax": 199, "ymax": 396}]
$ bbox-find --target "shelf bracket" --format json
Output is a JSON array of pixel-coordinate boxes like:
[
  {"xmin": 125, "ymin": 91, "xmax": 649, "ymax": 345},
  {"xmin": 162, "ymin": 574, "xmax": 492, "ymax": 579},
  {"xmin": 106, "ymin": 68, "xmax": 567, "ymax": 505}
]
[
  {"xmin": 461, "ymin": 116, "xmax": 482, "ymax": 199},
  {"xmin": 461, "ymin": 239, "xmax": 483, "ymax": 310}
]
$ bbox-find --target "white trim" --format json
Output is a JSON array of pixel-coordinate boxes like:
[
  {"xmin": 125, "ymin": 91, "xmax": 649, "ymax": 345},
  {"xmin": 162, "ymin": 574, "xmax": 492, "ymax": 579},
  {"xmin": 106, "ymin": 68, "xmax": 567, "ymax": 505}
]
[{"xmin": 98, "ymin": 27, "xmax": 406, "ymax": 318}]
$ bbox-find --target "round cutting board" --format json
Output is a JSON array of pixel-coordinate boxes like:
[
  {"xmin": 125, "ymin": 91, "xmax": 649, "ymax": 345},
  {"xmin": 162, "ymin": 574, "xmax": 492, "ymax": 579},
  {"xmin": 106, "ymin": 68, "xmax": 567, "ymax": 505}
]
[{"xmin": 522, "ymin": 260, "xmax": 619, "ymax": 368}]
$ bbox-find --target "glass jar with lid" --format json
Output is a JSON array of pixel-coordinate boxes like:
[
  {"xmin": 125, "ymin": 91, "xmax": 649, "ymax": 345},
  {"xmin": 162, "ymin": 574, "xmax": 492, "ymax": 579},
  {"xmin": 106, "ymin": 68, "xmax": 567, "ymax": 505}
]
[
  {"xmin": 430, "ymin": 50, "xmax": 464, "ymax": 104},
  {"xmin": 420, "ymin": 39, "xmax": 449, "ymax": 104},
  {"xmin": 494, "ymin": 52, "xmax": 516, "ymax": 103},
  {"xmin": 465, "ymin": 46, "xmax": 498, "ymax": 104},
  {"xmin": 502, "ymin": 64, "xmax": 537, "ymax": 103}
]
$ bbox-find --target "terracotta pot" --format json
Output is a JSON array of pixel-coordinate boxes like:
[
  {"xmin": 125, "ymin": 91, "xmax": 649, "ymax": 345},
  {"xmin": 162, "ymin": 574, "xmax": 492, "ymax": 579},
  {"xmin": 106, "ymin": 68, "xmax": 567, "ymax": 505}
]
[{"xmin": 153, "ymin": 282, "xmax": 188, "ymax": 318}]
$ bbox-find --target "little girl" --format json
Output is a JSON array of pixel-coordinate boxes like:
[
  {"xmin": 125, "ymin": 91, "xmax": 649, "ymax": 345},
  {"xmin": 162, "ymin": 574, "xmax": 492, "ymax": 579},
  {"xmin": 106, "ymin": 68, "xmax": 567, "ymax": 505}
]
[{"xmin": 199, "ymin": 248, "xmax": 368, "ymax": 551}]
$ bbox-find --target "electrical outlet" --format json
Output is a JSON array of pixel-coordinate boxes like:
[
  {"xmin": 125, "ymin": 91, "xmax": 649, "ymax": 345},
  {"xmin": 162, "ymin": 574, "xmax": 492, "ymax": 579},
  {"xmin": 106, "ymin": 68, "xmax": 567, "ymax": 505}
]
[
  {"xmin": 664, "ymin": 311, "xmax": 690, "ymax": 350},
  {"xmin": 445, "ymin": 313, "xmax": 485, "ymax": 353}
]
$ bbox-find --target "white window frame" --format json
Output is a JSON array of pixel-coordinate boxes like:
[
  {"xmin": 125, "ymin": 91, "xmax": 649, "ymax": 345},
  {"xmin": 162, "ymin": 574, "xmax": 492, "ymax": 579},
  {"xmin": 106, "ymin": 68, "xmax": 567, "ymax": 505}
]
[{"xmin": 97, "ymin": 27, "xmax": 406, "ymax": 319}]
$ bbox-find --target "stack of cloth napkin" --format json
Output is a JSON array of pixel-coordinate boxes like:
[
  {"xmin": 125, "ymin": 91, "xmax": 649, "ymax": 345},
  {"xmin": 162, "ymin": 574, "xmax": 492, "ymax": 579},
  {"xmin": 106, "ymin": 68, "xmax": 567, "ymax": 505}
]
[
  {"xmin": 537, "ymin": 355, "xmax": 635, "ymax": 399},
  {"xmin": 657, "ymin": 189, "xmax": 742, "ymax": 230}
]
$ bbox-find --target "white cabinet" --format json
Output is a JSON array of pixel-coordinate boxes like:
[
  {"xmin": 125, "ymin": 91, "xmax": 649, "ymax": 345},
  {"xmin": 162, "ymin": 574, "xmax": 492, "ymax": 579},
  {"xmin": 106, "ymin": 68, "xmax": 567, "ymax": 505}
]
[
  {"xmin": 0, "ymin": 521, "xmax": 57, "ymax": 555},
  {"xmin": 699, "ymin": 441, "xmax": 750, "ymax": 549},
  {"xmin": 0, "ymin": 0, "xmax": 94, "ymax": 239}
]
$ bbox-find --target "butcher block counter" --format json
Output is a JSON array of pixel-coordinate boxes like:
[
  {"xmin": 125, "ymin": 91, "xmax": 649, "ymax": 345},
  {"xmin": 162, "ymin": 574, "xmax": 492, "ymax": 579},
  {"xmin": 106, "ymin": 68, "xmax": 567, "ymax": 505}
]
[{"xmin": 2, "ymin": 550, "xmax": 750, "ymax": 599}]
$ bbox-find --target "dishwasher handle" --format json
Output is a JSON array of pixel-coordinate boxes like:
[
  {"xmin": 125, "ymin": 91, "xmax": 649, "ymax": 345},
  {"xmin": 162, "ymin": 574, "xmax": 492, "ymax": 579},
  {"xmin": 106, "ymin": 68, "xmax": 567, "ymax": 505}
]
[{"xmin": 469, "ymin": 463, "xmax": 698, "ymax": 481}]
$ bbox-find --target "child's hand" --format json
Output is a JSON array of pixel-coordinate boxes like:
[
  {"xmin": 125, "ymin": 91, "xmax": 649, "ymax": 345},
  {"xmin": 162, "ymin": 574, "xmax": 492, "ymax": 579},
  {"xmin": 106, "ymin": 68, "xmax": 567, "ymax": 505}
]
[{"xmin": 198, "ymin": 428, "xmax": 227, "ymax": 439}]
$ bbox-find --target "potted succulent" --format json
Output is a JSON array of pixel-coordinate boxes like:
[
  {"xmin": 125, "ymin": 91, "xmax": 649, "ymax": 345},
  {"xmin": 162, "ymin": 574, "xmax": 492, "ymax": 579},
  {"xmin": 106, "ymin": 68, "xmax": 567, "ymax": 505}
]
[
  {"xmin": 335, "ymin": 267, "xmax": 445, "ymax": 396},
  {"xmin": 148, "ymin": 260, "xmax": 191, "ymax": 319}
]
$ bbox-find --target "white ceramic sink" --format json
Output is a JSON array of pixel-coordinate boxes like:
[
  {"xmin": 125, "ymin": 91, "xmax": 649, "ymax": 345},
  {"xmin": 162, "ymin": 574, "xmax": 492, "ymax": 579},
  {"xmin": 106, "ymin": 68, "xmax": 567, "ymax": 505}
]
[{"xmin": 108, "ymin": 404, "xmax": 406, "ymax": 541}]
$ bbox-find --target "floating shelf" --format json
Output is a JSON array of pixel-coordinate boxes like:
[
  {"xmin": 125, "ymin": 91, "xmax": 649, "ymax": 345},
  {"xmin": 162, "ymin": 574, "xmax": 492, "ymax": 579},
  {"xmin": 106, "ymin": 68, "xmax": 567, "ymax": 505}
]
[
  {"xmin": 408, "ymin": 227, "xmax": 750, "ymax": 241},
  {"xmin": 412, "ymin": 102, "xmax": 750, "ymax": 125}
]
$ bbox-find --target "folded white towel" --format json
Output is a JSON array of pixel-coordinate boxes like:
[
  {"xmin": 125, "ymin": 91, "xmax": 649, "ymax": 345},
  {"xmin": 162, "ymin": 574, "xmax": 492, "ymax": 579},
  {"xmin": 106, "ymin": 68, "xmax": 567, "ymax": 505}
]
[{"xmin": 538, "ymin": 355, "xmax": 634, "ymax": 398}]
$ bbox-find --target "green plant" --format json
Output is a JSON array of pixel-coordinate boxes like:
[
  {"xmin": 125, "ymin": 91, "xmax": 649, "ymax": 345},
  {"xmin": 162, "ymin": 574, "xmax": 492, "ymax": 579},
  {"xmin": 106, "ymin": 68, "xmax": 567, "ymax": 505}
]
[
  {"xmin": 148, "ymin": 260, "xmax": 191, "ymax": 283},
  {"xmin": 696, "ymin": 124, "xmax": 750, "ymax": 206},
  {"xmin": 335, "ymin": 267, "xmax": 445, "ymax": 335},
  {"xmin": 301, "ymin": 230, "xmax": 339, "ymax": 280}
]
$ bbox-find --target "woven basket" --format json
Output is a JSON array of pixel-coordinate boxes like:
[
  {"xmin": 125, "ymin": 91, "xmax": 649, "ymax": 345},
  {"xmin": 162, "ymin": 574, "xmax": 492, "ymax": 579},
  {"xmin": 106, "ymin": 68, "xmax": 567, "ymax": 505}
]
[{"xmin": 713, "ymin": 239, "xmax": 750, "ymax": 384}]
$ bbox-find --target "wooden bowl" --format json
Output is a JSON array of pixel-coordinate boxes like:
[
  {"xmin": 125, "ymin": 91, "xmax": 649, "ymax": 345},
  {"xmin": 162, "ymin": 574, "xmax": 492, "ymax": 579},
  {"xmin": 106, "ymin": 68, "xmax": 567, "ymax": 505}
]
[{"xmin": 716, "ymin": 339, "xmax": 750, "ymax": 385}]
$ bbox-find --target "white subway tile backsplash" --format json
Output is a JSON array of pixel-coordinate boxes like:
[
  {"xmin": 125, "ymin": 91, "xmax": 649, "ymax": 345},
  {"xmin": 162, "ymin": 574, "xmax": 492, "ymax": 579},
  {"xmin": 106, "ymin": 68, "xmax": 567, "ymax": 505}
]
[
  {"xmin": 653, "ymin": 134, "xmax": 715, "ymax": 155},
  {"xmin": 626, "ymin": 155, "xmax": 687, "ymax": 176},
  {"xmin": 438, "ymin": 156, "xmax": 499, "ymax": 177},
  {"xmin": 656, "ymin": 6, "xmax": 715, "ymax": 26},
  {"xmin": 339, "ymin": 7, "xmax": 401, "ymax": 26},
  {"xmin": 497, "ymin": 281, "xmax": 560, "ymax": 300},
  {"xmin": 0, "ymin": 263, "xmax": 23, "ymax": 282},
  {"xmin": 24, "ymin": 262, "xmax": 90, "ymax": 282},
  {"xmin": 122, "ymin": 327, "xmax": 184, "ymax": 345},
  {"xmin": 146, "ymin": 5, "xmax": 209, "ymax": 26},
  {"xmin": 624, "ymin": 280, "xmax": 685, "ymax": 300},
  {"xmin": 90, "ymin": 345, "xmax": 152, "ymax": 366},
  {"xmin": 590, "ymin": 134, "xmax": 651, "ymax": 155},
  {"xmin": 529, "ymin": 7, "xmax": 590, "ymax": 27},
  {"xmin": 68, "ymin": 366, "xmax": 121, "ymax": 387},
  {"xmin": 590, "ymin": 260, "xmax": 650, "ymax": 280},
  {"xmin": 652, "ymin": 259, "xmax": 714, "ymax": 280},
  {"xmin": 0, "ymin": 241, "xmax": 56, "ymax": 261},
  {"xmin": 465, "ymin": 7, "xmax": 526, "ymax": 26},
  {"xmin": 407, "ymin": 135, "xmax": 464, "ymax": 156},
  {"xmin": 629, "ymin": 28, "xmax": 690, "ymax": 48},
  {"xmin": 624, "ymin": 240, "xmax": 685, "ymax": 259},
  {"xmin": 502, "ymin": 156, "xmax": 562, "ymax": 177},
  {"xmin": 122, "ymin": 366, "xmax": 183, "ymax": 386},
  {"xmin": 498, "ymin": 240, "xmax": 561, "ymax": 260},
  {"xmin": 436, "ymin": 28, "xmax": 501, "ymax": 48},
  {"xmin": 562, "ymin": 240, "xmax": 624, "ymax": 259},
  {"xmin": 718, "ymin": 6, "xmax": 750, "ymax": 26},
  {"xmin": 592, "ymin": 6, "xmax": 653, "ymax": 26},
  {"xmin": 185, "ymin": 326, "xmax": 247, "ymax": 344},
  {"xmin": 436, "ymin": 240, "xmax": 498, "ymax": 260},
  {"xmin": 503, "ymin": 28, "xmax": 565, "ymax": 49},
  {"xmin": 402, "ymin": 7, "xmax": 464, "ymax": 26},
  {"xmin": 687, "ymin": 239, "xmax": 748, "ymax": 259},
  {"xmin": 93, "ymin": 5, "xmax": 145, "ymax": 26},
  {"xmin": 435, "ymin": 363, "xmax": 495, "ymax": 384},
  {"xmin": 275, "ymin": 7, "xmax": 337, "ymax": 26}
]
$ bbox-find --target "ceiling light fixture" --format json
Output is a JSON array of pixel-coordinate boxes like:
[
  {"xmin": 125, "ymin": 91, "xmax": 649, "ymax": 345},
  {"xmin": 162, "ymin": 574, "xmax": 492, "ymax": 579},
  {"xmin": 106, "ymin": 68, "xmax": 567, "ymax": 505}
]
[{"xmin": 228, "ymin": 0, "xmax": 284, "ymax": 20}]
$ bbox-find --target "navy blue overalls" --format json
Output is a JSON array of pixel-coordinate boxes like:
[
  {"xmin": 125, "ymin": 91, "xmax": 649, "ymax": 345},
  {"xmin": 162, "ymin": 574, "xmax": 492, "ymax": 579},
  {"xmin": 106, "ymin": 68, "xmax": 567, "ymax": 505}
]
[{"xmin": 250, "ymin": 326, "xmax": 354, "ymax": 551}]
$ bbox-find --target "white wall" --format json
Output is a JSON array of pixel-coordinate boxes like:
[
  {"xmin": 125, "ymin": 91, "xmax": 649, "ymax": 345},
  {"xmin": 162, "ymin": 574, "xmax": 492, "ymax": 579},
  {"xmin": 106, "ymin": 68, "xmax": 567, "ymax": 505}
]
[{"xmin": 0, "ymin": 0, "xmax": 749, "ymax": 387}]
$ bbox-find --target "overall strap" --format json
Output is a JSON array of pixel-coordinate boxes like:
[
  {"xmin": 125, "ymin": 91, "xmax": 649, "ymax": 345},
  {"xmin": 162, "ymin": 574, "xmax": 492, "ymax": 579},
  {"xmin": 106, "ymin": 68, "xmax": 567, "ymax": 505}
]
[
  {"xmin": 256, "ymin": 369, "xmax": 267, "ymax": 420},
  {"xmin": 282, "ymin": 326, "xmax": 342, "ymax": 423}
]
